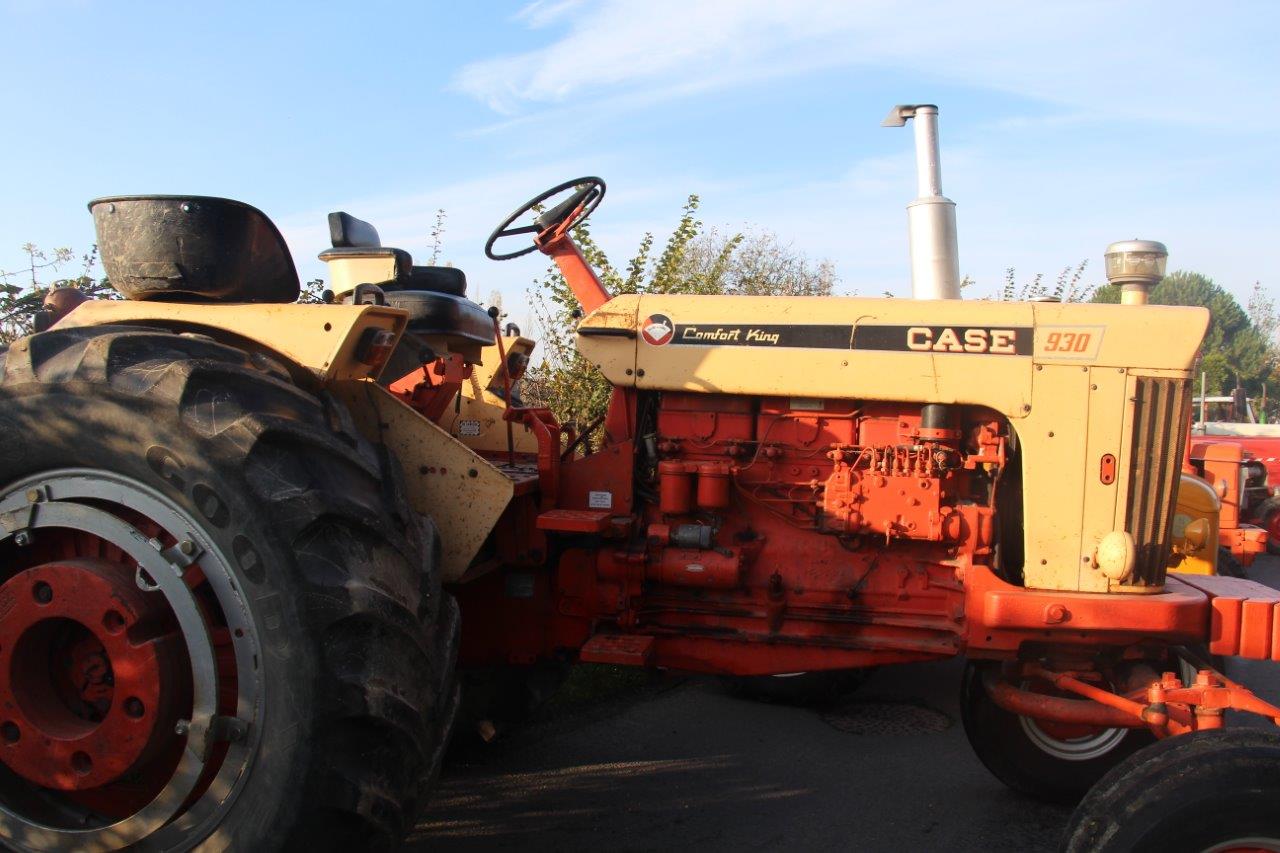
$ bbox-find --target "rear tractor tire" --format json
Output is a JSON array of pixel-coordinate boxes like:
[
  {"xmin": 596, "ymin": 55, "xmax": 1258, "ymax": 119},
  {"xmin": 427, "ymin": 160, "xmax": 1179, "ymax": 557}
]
[
  {"xmin": 961, "ymin": 662, "xmax": 1151, "ymax": 804},
  {"xmin": 0, "ymin": 326, "xmax": 459, "ymax": 851},
  {"xmin": 1061, "ymin": 729, "xmax": 1280, "ymax": 852}
]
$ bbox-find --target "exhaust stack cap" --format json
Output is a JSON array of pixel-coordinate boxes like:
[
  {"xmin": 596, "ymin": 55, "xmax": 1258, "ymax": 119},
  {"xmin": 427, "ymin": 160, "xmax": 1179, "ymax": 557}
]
[
  {"xmin": 883, "ymin": 104, "xmax": 961, "ymax": 300},
  {"xmin": 1105, "ymin": 239, "xmax": 1167, "ymax": 305}
]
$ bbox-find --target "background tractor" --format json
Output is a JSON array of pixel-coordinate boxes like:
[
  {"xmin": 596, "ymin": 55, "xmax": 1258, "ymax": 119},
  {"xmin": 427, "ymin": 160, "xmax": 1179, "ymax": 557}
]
[
  {"xmin": 2, "ymin": 105, "xmax": 1279, "ymax": 851},
  {"xmin": 1172, "ymin": 440, "xmax": 1269, "ymax": 577},
  {"xmin": 1192, "ymin": 391, "xmax": 1280, "ymax": 554}
]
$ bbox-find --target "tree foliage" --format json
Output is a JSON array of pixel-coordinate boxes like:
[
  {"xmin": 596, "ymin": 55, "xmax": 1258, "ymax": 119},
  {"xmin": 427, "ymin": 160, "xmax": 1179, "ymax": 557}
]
[
  {"xmin": 0, "ymin": 244, "xmax": 115, "ymax": 344},
  {"xmin": 994, "ymin": 261, "xmax": 1094, "ymax": 302},
  {"xmin": 1093, "ymin": 271, "xmax": 1277, "ymax": 409},
  {"xmin": 955, "ymin": 260, "xmax": 1095, "ymax": 302},
  {"xmin": 522, "ymin": 195, "xmax": 837, "ymax": 429}
]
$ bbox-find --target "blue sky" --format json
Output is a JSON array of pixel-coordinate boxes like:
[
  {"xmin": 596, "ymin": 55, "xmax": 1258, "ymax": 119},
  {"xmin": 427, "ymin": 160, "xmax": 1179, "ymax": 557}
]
[{"xmin": 2, "ymin": 0, "xmax": 1276, "ymax": 330}]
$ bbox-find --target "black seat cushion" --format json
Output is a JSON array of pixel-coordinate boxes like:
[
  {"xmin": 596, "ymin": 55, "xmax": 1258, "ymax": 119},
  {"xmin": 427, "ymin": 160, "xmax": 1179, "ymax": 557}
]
[
  {"xmin": 404, "ymin": 266, "xmax": 466, "ymax": 297},
  {"xmin": 328, "ymin": 211, "xmax": 381, "ymax": 248},
  {"xmin": 325, "ymin": 211, "xmax": 467, "ymax": 297},
  {"xmin": 382, "ymin": 290, "xmax": 493, "ymax": 347}
]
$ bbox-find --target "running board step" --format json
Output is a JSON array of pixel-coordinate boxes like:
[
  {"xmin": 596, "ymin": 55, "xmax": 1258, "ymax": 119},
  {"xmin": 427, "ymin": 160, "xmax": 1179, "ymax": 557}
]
[
  {"xmin": 579, "ymin": 633, "xmax": 655, "ymax": 666},
  {"xmin": 536, "ymin": 509, "xmax": 612, "ymax": 533}
]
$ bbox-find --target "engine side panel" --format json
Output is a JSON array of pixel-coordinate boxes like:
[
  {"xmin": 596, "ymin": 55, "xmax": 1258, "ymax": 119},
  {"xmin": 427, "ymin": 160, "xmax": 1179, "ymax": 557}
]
[{"xmin": 577, "ymin": 295, "xmax": 1206, "ymax": 593}]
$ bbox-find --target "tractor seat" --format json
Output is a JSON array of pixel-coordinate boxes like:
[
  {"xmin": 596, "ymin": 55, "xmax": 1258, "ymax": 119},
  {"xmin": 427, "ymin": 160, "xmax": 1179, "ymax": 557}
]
[
  {"xmin": 324, "ymin": 210, "xmax": 490, "ymax": 351},
  {"xmin": 381, "ymin": 290, "xmax": 494, "ymax": 348},
  {"xmin": 320, "ymin": 211, "xmax": 467, "ymax": 297}
]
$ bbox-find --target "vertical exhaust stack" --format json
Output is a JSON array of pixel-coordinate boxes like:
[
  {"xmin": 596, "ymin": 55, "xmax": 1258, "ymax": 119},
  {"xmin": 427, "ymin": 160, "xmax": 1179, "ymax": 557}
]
[{"xmin": 883, "ymin": 104, "xmax": 962, "ymax": 300}]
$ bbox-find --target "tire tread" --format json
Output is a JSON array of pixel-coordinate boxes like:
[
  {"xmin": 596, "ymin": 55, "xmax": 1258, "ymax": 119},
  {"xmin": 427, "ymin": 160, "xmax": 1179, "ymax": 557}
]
[{"xmin": 0, "ymin": 326, "xmax": 458, "ymax": 850}]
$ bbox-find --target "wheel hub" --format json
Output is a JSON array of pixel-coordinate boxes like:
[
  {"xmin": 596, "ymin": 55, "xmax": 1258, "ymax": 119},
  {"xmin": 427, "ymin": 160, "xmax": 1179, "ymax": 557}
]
[
  {"xmin": 0, "ymin": 559, "xmax": 182, "ymax": 791},
  {"xmin": 1017, "ymin": 676, "xmax": 1128, "ymax": 762}
]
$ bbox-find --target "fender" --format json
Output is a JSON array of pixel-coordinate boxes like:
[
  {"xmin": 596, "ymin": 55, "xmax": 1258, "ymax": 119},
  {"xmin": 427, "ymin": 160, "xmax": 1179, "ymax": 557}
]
[{"xmin": 55, "ymin": 299, "xmax": 408, "ymax": 383}]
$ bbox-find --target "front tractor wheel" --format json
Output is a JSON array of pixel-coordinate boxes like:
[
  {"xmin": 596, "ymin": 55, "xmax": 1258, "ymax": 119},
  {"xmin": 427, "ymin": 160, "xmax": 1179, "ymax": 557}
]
[
  {"xmin": 961, "ymin": 662, "xmax": 1150, "ymax": 804},
  {"xmin": 1061, "ymin": 729, "xmax": 1280, "ymax": 852},
  {"xmin": 0, "ymin": 327, "xmax": 459, "ymax": 851}
]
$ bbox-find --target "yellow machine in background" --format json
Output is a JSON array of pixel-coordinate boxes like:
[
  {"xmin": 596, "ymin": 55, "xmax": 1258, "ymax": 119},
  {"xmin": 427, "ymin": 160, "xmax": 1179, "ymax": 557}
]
[
  {"xmin": 1171, "ymin": 442, "xmax": 1268, "ymax": 575},
  {"xmin": 1172, "ymin": 473, "xmax": 1223, "ymax": 574}
]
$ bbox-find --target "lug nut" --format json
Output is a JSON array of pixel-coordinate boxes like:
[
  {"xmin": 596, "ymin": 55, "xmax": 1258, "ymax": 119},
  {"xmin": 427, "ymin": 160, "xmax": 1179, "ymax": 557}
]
[{"xmin": 32, "ymin": 581, "xmax": 52, "ymax": 604}]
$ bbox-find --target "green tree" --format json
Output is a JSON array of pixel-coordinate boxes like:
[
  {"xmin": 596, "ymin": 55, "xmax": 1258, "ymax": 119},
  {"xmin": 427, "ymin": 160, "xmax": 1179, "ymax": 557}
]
[
  {"xmin": 955, "ymin": 261, "xmax": 1095, "ymax": 302},
  {"xmin": 0, "ymin": 244, "xmax": 114, "ymax": 343},
  {"xmin": 523, "ymin": 195, "xmax": 836, "ymax": 429},
  {"xmin": 994, "ymin": 261, "xmax": 1093, "ymax": 302},
  {"xmin": 1092, "ymin": 271, "xmax": 1273, "ymax": 401}
]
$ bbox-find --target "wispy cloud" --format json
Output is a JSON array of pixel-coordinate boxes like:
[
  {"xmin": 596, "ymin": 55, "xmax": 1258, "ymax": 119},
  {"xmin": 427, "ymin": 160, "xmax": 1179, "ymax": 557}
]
[
  {"xmin": 453, "ymin": 0, "xmax": 1279, "ymax": 129},
  {"xmin": 513, "ymin": 0, "xmax": 590, "ymax": 28},
  {"xmin": 983, "ymin": 113, "xmax": 1098, "ymax": 132},
  {"xmin": 283, "ymin": 1, "xmax": 1278, "ymax": 311}
]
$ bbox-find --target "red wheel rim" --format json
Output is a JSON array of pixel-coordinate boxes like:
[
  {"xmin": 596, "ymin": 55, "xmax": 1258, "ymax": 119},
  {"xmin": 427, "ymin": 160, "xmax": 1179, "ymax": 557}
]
[
  {"xmin": 0, "ymin": 560, "xmax": 186, "ymax": 792},
  {"xmin": 0, "ymin": 472, "xmax": 256, "ymax": 848}
]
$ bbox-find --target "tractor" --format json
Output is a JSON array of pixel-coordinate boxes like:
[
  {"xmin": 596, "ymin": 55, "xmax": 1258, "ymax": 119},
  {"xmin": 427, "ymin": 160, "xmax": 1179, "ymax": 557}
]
[
  {"xmin": 1172, "ymin": 440, "xmax": 1269, "ymax": 577},
  {"xmin": 2, "ymin": 105, "xmax": 1279, "ymax": 852}
]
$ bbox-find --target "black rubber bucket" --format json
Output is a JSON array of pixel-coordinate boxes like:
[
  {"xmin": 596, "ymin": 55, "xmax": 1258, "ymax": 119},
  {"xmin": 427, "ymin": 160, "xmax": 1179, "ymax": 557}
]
[{"xmin": 89, "ymin": 195, "xmax": 299, "ymax": 303}]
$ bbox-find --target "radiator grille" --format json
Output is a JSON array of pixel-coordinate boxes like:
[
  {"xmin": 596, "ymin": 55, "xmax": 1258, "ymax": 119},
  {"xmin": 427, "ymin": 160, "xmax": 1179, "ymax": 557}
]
[{"xmin": 1124, "ymin": 377, "xmax": 1191, "ymax": 587}]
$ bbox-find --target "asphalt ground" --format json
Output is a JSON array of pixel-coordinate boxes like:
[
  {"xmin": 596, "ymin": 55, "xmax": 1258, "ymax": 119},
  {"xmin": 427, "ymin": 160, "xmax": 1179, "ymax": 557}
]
[{"xmin": 413, "ymin": 555, "xmax": 1280, "ymax": 852}]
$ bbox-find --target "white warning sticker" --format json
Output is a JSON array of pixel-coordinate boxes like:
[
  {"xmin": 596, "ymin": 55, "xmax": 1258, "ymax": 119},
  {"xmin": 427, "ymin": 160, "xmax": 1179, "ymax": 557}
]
[
  {"xmin": 458, "ymin": 419, "xmax": 481, "ymax": 437},
  {"xmin": 588, "ymin": 490, "xmax": 613, "ymax": 509}
]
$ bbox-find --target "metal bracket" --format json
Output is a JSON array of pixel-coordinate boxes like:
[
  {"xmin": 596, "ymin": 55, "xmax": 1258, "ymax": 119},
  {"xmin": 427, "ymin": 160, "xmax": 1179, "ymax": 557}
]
[
  {"xmin": 158, "ymin": 535, "xmax": 203, "ymax": 574},
  {"xmin": 136, "ymin": 566, "xmax": 161, "ymax": 592},
  {"xmin": 177, "ymin": 715, "xmax": 250, "ymax": 761},
  {"xmin": 0, "ymin": 500, "xmax": 39, "ymax": 546},
  {"xmin": 208, "ymin": 714, "xmax": 250, "ymax": 744},
  {"xmin": 882, "ymin": 103, "xmax": 933, "ymax": 127}
]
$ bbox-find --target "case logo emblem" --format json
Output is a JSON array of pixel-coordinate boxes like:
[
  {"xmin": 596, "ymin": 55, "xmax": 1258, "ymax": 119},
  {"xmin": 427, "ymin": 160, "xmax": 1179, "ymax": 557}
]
[{"xmin": 641, "ymin": 314, "xmax": 674, "ymax": 346}]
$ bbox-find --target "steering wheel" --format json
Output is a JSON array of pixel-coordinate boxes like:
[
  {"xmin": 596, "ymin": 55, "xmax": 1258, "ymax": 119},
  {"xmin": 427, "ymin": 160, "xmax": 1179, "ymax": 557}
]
[{"xmin": 484, "ymin": 177, "xmax": 606, "ymax": 261}]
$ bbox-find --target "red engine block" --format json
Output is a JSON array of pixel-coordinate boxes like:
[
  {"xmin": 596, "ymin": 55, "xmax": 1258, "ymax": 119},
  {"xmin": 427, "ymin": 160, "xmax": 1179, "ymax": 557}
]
[
  {"xmin": 579, "ymin": 392, "xmax": 1010, "ymax": 672},
  {"xmin": 455, "ymin": 388, "xmax": 1013, "ymax": 676},
  {"xmin": 654, "ymin": 393, "xmax": 1002, "ymax": 547}
]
